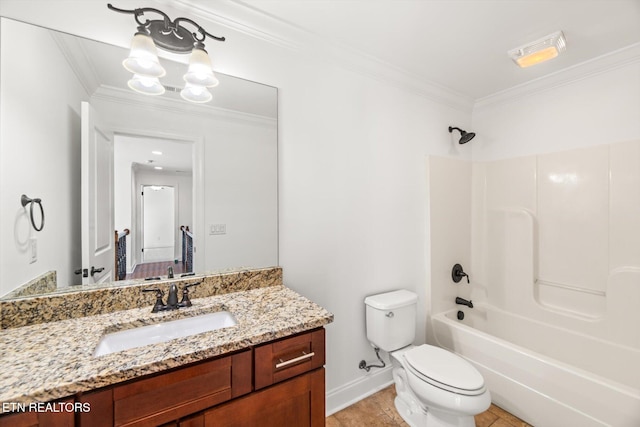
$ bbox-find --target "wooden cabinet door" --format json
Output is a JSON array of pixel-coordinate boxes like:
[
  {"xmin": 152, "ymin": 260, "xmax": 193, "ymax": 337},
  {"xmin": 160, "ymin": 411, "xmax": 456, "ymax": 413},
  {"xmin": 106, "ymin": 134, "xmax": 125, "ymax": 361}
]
[
  {"xmin": 77, "ymin": 388, "xmax": 113, "ymax": 427},
  {"xmin": 254, "ymin": 328, "xmax": 325, "ymax": 390},
  {"xmin": 203, "ymin": 368, "xmax": 325, "ymax": 427}
]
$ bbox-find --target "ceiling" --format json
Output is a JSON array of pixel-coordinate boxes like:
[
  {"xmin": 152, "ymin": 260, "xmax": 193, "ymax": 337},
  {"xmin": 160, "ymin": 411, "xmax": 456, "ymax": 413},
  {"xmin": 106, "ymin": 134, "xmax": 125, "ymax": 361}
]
[{"xmin": 225, "ymin": 0, "xmax": 640, "ymax": 101}]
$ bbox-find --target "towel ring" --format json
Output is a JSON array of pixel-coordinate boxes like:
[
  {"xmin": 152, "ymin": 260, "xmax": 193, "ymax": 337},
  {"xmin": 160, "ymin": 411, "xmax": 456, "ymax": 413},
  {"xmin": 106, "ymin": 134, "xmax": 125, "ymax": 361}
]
[{"xmin": 21, "ymin": 194, "xmax": 45, "ymax": 232}]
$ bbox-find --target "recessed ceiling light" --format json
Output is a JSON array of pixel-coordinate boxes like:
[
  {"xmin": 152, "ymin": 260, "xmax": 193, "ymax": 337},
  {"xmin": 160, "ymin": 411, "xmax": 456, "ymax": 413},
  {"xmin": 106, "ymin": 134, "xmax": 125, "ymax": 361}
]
[
  {"xmin": 154, "ymin": 166, "xmax": 163, "ymax": 170},
  {"xmin": 152, "ymin": 151, "xmax": 163, "ymax": 155},
  {"xmin": 508, "ymin": 31, "xmax": 566, "ymax": 68}
]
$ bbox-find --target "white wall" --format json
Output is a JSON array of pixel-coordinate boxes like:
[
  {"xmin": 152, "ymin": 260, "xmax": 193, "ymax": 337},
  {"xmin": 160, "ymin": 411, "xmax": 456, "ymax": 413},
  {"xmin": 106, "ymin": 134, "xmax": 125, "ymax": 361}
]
[
  {"xmin": 0, "ymin": 0, "xmax": 473, "ymax": 412},
  {"xmin": 472, "ymin": 61, "xmax": 640, "ymax": 161},
  {"xmin": 0, "ymin": 17, "xmax": 87, "ymax": 296}
]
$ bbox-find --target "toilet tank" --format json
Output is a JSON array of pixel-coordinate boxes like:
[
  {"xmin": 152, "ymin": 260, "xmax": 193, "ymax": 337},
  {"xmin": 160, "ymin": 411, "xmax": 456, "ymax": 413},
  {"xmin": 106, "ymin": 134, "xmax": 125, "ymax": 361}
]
[{"xmin": 365, "ymin": 290, "xmax": 417, "ymax": 352}]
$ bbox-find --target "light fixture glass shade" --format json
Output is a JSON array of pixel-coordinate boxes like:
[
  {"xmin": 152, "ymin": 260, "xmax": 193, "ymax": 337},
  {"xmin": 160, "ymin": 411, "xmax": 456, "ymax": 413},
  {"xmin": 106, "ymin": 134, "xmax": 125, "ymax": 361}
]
[
  {"xmin": 181, "ymin": 83, "xmax": 212, "ymax": 103},
  {"xmin": 123, "ymin": 32, "xmax": 166, "ymax": 77},
  {"xmin": 183, "ymin": 46, "xmax": 219, "ymax": 87},
  {"xmin": 128, "ymin": 74, "xmax": 165, "ymax": 96},
  {"xmin": 508, "ymin": 31, "xmax": 566, "ymax": 68}
]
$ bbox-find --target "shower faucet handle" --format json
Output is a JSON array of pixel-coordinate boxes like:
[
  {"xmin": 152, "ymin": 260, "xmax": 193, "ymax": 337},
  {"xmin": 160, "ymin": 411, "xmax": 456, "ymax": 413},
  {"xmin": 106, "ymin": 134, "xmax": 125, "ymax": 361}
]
[{"xmin": 452, "ymin": 264, "xmax": 470, "ymax": 283}]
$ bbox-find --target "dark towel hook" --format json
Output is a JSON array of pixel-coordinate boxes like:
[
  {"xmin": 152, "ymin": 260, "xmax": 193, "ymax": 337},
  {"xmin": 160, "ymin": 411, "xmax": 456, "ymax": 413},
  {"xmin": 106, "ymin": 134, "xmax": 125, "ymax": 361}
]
[{"xmin": 21, "ymin": 194, "xmax": 45, "ymax": 232}]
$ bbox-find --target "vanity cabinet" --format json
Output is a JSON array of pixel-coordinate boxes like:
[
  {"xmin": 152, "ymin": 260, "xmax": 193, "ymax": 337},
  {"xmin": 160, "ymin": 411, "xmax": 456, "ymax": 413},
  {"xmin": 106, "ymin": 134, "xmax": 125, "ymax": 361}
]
[
  {"xmin": 202, "ymin": 328, "xmax": 326, "ymax": 427},
  {"xmin": 1, "ymin": 328, "xmax": 325, "ymax": 427},
  {"xmin": 73, "ymin": 327, "xmax": 324, "ymax": 427}
]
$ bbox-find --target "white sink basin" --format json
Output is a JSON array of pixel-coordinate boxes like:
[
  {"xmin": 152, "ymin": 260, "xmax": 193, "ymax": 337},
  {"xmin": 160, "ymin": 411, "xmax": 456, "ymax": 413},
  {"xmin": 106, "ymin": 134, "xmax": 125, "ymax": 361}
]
[{"xmin": 93, "ymin": 311, "xmax": 237, "ymax": 357}]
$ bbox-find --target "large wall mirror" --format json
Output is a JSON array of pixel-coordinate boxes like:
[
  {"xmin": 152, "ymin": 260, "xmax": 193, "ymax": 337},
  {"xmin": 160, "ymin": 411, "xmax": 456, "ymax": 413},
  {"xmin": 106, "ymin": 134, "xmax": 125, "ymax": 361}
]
[{"xmin": 0, "ymin": 17, "xmax": 278, "ymax": 299}]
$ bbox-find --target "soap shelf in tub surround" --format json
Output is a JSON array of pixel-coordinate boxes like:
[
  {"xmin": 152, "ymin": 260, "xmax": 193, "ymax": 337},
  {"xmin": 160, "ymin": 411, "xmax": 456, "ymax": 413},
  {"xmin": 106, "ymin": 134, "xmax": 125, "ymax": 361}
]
[
  {"xmin": 0, "ymin": 266, "xmax": 282, "ymax": 329},
  {"xmin": 0, "ymin": 283, "xmax": 334, "ymax": 408}
]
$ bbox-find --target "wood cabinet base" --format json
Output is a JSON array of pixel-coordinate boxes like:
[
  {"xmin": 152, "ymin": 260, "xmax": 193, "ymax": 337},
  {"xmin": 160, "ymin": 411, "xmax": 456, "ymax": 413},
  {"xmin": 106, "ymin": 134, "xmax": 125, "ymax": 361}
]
[{"xmin": 203, "ymin": 368, "xmax": 325, "ymax": 427}]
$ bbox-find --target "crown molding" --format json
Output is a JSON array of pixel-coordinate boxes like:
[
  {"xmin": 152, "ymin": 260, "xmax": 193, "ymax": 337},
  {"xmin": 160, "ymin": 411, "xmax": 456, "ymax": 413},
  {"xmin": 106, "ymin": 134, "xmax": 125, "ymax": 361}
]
[
  {"xmin": 93, "ymin": 85, "xmax": 277, "ymax": 129},
  {"xmin": 474, "ymin": 42, "xmax": 640, "ymax": 110},
  {"xmin": 169, "ymin": 0, "xmax": 475, "ymax": 113}
]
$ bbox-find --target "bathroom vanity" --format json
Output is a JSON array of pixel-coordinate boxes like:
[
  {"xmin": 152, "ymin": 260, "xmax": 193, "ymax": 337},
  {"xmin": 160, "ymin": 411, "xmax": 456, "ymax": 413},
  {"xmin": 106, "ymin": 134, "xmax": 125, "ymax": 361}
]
[{"xmin": 0, "ymin": 268, "xmax": 333, "ymax": 427}]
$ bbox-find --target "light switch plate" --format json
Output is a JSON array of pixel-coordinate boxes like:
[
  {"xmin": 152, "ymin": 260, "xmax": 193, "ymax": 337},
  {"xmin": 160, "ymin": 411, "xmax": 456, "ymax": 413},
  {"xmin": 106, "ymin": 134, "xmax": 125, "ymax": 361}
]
[{"xmin": 209, "ymin": 224, "xmax": 227, "ymax": 235}]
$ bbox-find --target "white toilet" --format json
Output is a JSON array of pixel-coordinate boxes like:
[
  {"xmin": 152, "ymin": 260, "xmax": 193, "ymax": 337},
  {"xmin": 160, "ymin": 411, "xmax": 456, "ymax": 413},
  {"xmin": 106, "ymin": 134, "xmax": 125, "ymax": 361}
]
[{"xmin": 365, "ymin": 290, "xmax": 491, "ymax": 427}]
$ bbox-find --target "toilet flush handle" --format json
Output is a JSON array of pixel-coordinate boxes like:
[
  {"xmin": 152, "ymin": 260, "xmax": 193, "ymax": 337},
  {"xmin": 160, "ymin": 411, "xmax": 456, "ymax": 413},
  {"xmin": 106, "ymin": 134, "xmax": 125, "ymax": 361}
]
[{"xmin": 386, "ymin": 312, "xmax": 394, "ymax": 318}]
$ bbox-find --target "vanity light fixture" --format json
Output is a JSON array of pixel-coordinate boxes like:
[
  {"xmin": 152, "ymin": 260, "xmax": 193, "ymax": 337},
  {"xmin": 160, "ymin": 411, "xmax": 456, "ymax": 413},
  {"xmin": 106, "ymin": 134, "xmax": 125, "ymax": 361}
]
[
  {"xmin": 107, "ymin": 3, "xmax": 225, "ymax": 102},
  {"xmin": 508, "ymin": 31, "xmax": 566, "ymax": 68}
]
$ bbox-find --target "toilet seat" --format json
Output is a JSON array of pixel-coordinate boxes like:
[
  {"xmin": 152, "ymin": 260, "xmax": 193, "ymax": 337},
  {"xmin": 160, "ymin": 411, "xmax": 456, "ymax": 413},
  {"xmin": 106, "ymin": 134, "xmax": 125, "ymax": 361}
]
[{"xmin": 403, "ymin": 345, "xmax": 486, "ymax": 396}]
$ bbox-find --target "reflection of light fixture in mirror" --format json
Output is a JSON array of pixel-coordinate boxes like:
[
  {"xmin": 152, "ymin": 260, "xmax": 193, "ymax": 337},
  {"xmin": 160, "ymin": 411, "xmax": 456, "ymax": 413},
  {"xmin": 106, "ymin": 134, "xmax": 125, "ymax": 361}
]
[
  {"xmin": 154, "ymin": 166, "xmax": 163, "ymax": 170},
  {"xmin": 108, "ymin": 3, "xmax": 225, "ymax": 103},
  {"xmin": 151, "ymin": 151, "xmax": 163, "ymax": 155},
  {"xmin": 127, "ymin": 74, "xmax": 165, "ymax": 96},
  {"xmin": 181, "ymin": 83, "xmax": 213, "ymax": 103},
  {"xmin": 508, "ymin": 31, "xmax": 566, "ymax": 68}
]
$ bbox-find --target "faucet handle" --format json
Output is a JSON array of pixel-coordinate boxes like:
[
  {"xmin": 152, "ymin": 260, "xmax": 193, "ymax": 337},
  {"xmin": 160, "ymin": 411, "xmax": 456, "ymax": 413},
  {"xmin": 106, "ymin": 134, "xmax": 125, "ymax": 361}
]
[
  {"xmin": 184, "ymin": 281, "xmax": 202, "ymax": 291},
  {"xmin": 143, "ymin": 288, "xmax": 165, "ymax": 312},
  {"xmin": 142, "ymin": 288, "xmax": 164, "ymax": 297},
  {"xmin": 452, "ymin": 264, "xmax": 470, "ymax": 284},
  {"xmin": 178, "ymin": 281, "xmax": 202, "ymax": 308}
]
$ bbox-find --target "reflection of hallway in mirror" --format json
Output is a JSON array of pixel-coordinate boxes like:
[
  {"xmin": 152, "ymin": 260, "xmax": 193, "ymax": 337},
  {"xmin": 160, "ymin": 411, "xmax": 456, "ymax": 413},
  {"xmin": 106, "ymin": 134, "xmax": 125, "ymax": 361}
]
[{"xmin": 125, "ymin": 261, "xmax": 186, "ymax": 280}]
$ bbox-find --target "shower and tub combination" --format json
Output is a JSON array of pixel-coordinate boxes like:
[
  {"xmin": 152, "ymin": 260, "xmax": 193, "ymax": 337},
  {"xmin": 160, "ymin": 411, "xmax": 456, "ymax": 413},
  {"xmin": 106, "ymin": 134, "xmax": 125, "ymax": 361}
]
[{"xmin": 427, "ymin": 140, "xmax": 640, "ymax": 427}]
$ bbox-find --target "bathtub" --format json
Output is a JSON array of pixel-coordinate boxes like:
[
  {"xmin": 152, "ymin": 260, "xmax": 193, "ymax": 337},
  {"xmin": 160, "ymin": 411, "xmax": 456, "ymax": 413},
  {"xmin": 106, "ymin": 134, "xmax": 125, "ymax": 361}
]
[{"xmin": 431, "ymin": 303, "xmax": 640, "ymax": 427}]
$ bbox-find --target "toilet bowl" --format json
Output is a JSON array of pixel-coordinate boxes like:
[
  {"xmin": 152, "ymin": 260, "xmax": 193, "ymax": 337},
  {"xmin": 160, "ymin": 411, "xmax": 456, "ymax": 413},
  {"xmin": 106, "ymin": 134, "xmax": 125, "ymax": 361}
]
[
  {"xmin": 365, "ymin": 290, "xmax": 490, "ymax": 427},
  {"xmin": 391, "ymin": 345, "xmax": 491, "ymax": 427}
]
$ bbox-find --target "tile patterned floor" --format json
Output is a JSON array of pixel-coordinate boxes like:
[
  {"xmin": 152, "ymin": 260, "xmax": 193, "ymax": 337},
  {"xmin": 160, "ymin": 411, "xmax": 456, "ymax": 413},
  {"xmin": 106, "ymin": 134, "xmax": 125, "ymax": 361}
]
[{"xmin": 327, "ymin": 385, "xmax": 533, "ymax": 427}]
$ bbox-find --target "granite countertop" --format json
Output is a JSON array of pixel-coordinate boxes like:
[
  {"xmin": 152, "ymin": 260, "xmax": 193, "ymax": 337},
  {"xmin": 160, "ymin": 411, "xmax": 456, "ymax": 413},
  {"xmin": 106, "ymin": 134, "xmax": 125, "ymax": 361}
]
[{"xmin": 0, "ymin": 285, "xmax": 333, "ymax": 407}]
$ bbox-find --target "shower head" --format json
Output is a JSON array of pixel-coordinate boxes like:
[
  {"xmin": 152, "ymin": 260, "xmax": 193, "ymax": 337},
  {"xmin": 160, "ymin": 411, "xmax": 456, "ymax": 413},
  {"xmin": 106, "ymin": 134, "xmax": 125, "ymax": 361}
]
[{"xmin": 448, "ymin": 126, "xmax": 476, "ymax": 144}]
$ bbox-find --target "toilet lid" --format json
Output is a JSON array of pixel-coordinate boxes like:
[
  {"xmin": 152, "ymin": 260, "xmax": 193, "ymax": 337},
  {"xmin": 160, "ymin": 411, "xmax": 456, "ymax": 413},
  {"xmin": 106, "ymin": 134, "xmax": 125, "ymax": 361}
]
[{"xmin": 404, "ymin": 345, "xmax": 485, "ymax": 394}]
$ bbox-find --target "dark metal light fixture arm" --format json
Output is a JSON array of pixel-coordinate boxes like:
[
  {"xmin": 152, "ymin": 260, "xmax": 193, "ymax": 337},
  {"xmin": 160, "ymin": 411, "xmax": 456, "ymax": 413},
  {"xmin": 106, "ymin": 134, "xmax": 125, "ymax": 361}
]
[
  {"xmin": 108, "ymin": 3, "xmax": 173, "ymax": 25},
  {"xmin": 174, "ymin": 17, "xmax": 226, "ymax": 42},
  {"xmin": 107, "ymin": 3, "xmax": 226, "ymax": 43}
]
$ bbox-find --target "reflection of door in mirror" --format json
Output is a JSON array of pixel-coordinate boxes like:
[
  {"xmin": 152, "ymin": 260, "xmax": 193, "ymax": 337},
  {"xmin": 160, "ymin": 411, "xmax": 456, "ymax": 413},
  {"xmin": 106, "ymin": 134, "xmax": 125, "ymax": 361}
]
[
  {"xmin": 142, "ymin": 185, "xmax": 175, "ymax": 263},
  {"xmin": 81, "ymin": 102, "xmax": 114, "ymax": 285}
]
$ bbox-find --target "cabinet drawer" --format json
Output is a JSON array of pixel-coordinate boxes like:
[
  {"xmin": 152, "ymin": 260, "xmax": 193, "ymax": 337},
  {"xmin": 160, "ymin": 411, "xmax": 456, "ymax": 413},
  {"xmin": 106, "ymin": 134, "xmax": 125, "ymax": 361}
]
[
  {"xmin": 254, "ymin": 328, "xmax": 325, "ymax": 390},
  {"xmin": 113, "ymin": 350, "xmax": 251, "ymax": 427}
]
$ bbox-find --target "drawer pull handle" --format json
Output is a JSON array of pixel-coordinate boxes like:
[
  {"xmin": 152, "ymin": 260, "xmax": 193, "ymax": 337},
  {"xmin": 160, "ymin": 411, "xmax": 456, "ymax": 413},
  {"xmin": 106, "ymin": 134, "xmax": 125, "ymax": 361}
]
[{"xmin": 275, "ymin": 351, "xmax": 315, "ymax": 369}]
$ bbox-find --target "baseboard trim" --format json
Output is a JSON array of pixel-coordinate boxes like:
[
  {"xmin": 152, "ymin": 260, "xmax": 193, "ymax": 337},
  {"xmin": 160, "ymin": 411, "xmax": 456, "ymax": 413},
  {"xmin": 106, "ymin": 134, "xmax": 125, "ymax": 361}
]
[{"xmin": 325, "ymin": 365, "xmax": 394, "ymax": 416}]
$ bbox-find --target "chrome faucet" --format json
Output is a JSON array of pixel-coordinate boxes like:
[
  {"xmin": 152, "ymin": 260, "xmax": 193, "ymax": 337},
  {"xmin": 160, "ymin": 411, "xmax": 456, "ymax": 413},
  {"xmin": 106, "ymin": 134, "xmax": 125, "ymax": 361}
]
[
  {"xmin": 455, "ymin": 297, "xmax": 473, "ymax": 308},
  {"xmin": 142, "ymin": 281, "xmax": 202, "ymax": 313}
]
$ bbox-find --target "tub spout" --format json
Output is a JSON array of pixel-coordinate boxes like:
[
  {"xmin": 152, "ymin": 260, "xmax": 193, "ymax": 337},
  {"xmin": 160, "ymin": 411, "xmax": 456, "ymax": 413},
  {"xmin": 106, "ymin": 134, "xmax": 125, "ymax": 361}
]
[{"xmin": 455, "ymin": 297, "xmax": 473, "ymax": 308}]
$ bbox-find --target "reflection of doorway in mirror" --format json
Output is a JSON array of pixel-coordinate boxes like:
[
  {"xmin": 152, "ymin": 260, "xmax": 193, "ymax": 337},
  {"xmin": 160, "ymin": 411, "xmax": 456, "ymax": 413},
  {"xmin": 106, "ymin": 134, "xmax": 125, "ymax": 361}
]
[
  {"xmin": 113, "ymin": 134, "xmax": 194, "ymax": 277},
  {"xmin": 142, "ymin": 185, "xmax": 175, "ymax": 263}
]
